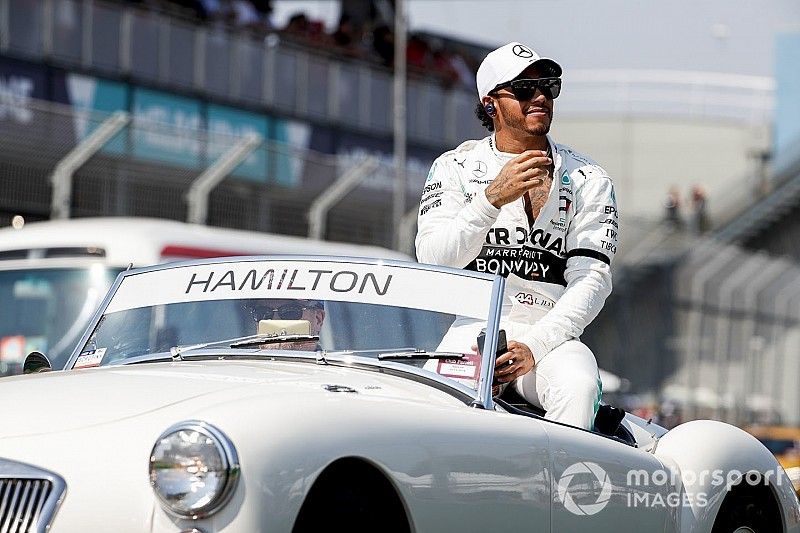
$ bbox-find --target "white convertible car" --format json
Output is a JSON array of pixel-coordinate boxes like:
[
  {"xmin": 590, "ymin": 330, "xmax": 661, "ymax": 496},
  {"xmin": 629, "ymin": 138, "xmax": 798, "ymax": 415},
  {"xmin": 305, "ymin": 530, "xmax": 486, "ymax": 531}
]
[{"xmin": 1, "ymin": 257, "xmax": 798, "ymax": 532}]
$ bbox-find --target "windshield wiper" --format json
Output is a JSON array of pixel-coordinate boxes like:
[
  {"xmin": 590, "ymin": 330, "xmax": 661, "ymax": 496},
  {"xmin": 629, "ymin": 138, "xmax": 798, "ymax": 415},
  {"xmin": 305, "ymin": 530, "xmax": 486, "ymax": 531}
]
[
  {"xmin": 230, "ymin": 334, "xmax": 319, "ymax": 348},
  {"xmin": 377, "ymin": 349, "xmax": 466, "ymax": 361},
  {"xmin": 169, "ymin": 333, "xmax": 319, "ymax": 359}
]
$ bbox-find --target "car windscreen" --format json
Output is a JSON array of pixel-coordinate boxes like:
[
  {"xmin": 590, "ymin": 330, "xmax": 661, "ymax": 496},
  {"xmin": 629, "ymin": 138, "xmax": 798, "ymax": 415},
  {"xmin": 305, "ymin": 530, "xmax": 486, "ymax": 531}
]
[
  {"xmin": 72, "ymin": 259, "xmax": 499, "ymax": 392},
  {"xmin": 0, "ymin": 265, "xmax": 120, "ymax": 375}
]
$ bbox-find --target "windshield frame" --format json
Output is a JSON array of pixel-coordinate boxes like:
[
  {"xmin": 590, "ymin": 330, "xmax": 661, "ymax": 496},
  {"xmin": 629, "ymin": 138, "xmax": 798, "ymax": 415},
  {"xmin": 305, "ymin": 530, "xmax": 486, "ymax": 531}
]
[
  {"xmin": 0, "ymin": 259, "xmax": 125, "ymax": 371},
  {"xmin": 64, "ymin": 255, "xmax": 506, "ymax": 409}
]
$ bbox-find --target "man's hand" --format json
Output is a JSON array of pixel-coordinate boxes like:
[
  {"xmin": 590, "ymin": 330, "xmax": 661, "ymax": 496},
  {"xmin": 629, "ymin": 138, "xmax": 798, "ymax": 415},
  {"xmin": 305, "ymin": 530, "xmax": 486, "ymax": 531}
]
[
  {"xmin": 485, "ymin": 150, "xmax": 552, "ymax": 208},
  {"xmin": 493, "ymin": 341, "xmax": 535, "ymax": 384}
]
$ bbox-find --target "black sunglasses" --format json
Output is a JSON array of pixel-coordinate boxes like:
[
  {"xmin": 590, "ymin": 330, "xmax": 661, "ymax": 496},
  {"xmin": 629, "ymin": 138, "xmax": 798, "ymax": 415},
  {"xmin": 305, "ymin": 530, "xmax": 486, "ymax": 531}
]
[
  {"xmin": 252, "ymin": 302, "xmax": 322, "ymax": 320},
  {"xmin": 492, "ymin": 77, "xmax": 562, "ymax": 101}
]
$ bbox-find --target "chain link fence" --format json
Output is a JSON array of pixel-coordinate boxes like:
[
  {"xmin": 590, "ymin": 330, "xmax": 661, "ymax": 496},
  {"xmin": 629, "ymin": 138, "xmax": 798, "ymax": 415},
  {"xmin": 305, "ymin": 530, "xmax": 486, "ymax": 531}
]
[{"xmin": 0, "ymin": 97, "xmax": 425, "ymax": 248}]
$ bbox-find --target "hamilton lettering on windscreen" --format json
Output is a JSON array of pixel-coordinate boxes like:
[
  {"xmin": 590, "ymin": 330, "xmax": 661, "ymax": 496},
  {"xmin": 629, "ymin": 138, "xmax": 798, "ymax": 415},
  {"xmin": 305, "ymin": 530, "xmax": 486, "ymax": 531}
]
[{"xmin": 185, "ymin": 268, "xmax": 393, "ymax": 295}]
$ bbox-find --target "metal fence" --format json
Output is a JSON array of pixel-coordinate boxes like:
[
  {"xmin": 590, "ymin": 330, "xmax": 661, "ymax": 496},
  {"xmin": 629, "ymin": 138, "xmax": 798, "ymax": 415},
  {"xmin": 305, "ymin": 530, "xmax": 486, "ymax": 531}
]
[
  {"xmin": 0, "ymin": 97, "xmax": 427, "ymax": 248},
  {"xmin": 0, "ymin": 0, "xmax": 486, "ymax": 147},
  {"xmin": 585, "ymin": 235, "xmax": 800, "ymax": 429}
]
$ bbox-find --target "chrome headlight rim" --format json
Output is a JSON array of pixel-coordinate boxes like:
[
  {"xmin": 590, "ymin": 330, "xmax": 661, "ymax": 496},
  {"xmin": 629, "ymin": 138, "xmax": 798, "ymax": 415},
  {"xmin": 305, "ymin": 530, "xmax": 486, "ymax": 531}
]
[{"xmin": 149, "ymin": 420, "xmax": 240, "ymax": 519}]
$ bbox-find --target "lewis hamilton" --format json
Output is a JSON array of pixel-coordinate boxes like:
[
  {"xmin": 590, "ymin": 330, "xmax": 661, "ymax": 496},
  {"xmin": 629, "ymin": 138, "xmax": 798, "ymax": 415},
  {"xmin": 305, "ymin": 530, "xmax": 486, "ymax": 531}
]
[{"xmin": 415, "ymin": 42, "xmax": 618, "ymax": 430}]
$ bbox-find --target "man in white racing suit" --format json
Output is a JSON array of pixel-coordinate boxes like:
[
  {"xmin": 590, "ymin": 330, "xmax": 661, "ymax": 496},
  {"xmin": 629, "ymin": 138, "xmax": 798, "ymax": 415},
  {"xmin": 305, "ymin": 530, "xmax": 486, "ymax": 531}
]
[{"xmin": 415, "ymin": 42, "xmax": 618, "ymax": 430}]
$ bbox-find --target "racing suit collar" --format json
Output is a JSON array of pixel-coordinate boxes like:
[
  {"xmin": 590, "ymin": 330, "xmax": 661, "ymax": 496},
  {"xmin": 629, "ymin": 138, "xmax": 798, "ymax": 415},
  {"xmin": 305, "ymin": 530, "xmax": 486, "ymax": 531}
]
[{"xmin": 489, "ymin": 134, "xmax": 562, "ymax": 174}]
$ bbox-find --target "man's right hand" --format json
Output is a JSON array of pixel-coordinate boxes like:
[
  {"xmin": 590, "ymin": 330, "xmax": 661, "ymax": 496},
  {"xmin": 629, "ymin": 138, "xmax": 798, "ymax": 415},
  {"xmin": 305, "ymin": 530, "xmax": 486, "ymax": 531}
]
[{"xmin": 485, "ymin": 150, "xmax": 552, "ymax": 208}]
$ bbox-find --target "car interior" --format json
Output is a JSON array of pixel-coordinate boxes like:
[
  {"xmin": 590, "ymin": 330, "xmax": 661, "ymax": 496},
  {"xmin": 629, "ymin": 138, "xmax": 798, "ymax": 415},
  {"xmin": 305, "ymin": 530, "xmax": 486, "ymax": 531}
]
[{"xmin": 495, "ymin": 385, "xmax": 637, "ymax": 446}]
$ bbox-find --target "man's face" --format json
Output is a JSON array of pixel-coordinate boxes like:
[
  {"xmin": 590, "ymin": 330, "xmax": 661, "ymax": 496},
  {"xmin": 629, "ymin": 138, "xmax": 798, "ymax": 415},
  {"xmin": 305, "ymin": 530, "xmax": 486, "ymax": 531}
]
[
  {"xmin": 489, "ymin": 65, "xmax": 555, "ymax": 137},
  {"xmin": 247, "ymin": 299, "xmax": 325, "ymax": 336}
]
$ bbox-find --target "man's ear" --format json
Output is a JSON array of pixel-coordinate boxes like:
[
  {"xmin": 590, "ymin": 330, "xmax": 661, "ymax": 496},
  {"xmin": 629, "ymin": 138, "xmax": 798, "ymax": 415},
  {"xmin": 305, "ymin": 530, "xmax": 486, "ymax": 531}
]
[{"xmin": 482, "ymin": 97, "xmax": 496, "ymax": 117}]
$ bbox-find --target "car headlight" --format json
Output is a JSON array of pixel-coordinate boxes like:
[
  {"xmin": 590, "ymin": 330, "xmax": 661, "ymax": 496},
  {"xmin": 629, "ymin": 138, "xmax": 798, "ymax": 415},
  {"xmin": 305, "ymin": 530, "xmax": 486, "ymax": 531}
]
[{"xmin": 149, "ymin": 420, "xmax": 240, "ymax": 519}]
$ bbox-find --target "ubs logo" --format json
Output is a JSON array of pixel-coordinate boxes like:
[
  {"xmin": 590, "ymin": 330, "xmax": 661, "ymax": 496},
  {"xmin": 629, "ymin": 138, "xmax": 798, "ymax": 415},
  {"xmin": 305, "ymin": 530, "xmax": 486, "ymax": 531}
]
[
  {"xmin": 512, "ymin": 44, "xmax": 534, "ymax": 58},
  {"xmin": 472, "ymin": 160, "xmax": 487, "ymax": 178}
]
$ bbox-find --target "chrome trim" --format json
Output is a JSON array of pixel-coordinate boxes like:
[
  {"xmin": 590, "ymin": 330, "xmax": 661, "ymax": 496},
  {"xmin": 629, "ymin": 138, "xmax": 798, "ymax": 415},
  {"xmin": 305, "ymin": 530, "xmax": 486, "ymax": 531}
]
[
  {"xmin": 149, "ymin": 420, "xmax": 240, "ymax": 520},
  {"xmin": 476, "ymin": 275, "xmax": 506, "ymax": 411},
  {"xmin": 64, "ymin": 268, "xmax": 127, "ymax": 370},
  {"xmin": 0, "ymin": 458, "xmax": 67, "ymax": 533},
  {"xmin": 65, "ymin": 255, "xmax": 498, "ymax": 371}
]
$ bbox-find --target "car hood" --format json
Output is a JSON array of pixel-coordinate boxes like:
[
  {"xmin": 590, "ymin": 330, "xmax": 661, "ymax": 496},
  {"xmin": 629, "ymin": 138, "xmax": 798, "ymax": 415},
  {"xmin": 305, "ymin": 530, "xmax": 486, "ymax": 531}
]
[{"xmin": 0, "ymin": 360, "xmax": 465, "ymax": 438}]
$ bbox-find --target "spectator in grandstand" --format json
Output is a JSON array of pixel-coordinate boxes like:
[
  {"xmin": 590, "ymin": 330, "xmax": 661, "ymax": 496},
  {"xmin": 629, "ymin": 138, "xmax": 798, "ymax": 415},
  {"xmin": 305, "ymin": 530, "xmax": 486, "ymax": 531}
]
[
  {"xmin": 245, "ymin": 0, "xmax": 273, "ymax": 32},
  {"xmin": 406, "ymin": 34, "xmax": 430, "ymax": 69},
  {"xmin": 431, "ymin": 48, "xmax": 460, "ymax": 89},
  {"xmin": 372, "ymin": 24, "xmax": 394, "ymax": 67},
  {"xmin": 280, "ymin": 11, "xmax": 326, "ymax": 44},
  {"xmin": 229, "ymin": 0, "xmax": 260, "ymax": 30},
  {"xmin": 416, "ymin": 42, "xmax": 617, "ymax": 431},
  {"xmin": 283, "ymin": 12, "xmax": 310, "ymax": 37},
  {"xmin": 690, "ymin": 185, "xmax": 709, "ymax": 234},
  {"xmin": 664, "ymin": 186, "xmax": 683, "ymax": 228},
  {"xmin": 448, "ymin": 49, "xmax": 477, "ymax": 89},
  {"xmin": 332, "ymin": 14, "xmax": 356, "ymax": 47}
]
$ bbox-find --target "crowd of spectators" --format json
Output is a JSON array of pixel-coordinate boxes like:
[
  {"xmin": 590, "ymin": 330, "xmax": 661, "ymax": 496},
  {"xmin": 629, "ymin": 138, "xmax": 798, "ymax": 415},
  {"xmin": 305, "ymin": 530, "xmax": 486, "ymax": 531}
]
[{"xmin": 123, "ymin": 0, "xmax": 483, "ymax": 90}]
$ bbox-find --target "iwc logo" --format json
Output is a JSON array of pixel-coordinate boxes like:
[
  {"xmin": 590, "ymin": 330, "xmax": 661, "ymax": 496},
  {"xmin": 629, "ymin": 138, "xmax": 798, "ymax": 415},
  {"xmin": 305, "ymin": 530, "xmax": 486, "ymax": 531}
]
[
  {"xmin": 556, "ymin": 462, "xmax": 612, "ymax": 516},
  {"xmin": 472, "ymin": 160, "xmax": 487, "ymax": 178},
  {"xmin": 512, "ymin": 44, "xmax": 534, "ymax": 58}
]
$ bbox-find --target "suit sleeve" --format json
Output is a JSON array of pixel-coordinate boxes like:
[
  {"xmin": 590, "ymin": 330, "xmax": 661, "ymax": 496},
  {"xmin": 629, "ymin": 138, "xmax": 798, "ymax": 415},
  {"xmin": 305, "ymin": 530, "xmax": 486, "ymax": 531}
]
[
  {"xmin": 415, "ymin": 158, "xmax": 500, "ymax": 268},
  {"xmin": 515, "ymin": 168, "xmax": 617, "ymax": 360}
]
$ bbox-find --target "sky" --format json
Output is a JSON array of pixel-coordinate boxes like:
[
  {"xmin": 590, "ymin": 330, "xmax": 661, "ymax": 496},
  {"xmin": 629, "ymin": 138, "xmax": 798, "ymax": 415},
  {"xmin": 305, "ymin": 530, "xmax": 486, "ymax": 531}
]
[{"xmin": 271, "ymin": 0, "xmax": 800, "ymax": 78}]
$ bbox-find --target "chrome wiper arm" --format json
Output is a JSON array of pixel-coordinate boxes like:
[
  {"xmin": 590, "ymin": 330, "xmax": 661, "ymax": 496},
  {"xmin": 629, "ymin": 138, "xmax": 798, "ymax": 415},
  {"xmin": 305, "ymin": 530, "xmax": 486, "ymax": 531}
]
[
  {"xmin": 230, "ymin": 334, "xmax": 319, "ymax": 348},
  {"xmin": 169, "ymin": 335, "xmax": 256, "ymax": 360},
  {"xmin": 169, "ymin": 330, "xmax": 319, "ymax": 357},
  {"xmin": 377, "ymin": 349, "xmax": 465, "ymax": 361}
]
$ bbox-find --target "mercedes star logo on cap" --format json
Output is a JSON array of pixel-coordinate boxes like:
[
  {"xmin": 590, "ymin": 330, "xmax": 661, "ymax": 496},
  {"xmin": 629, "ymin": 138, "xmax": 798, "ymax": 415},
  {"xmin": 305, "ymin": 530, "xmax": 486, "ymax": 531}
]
[{"xmin": 512, "ymin": 44, "xmax": 534, "ymax": 58}]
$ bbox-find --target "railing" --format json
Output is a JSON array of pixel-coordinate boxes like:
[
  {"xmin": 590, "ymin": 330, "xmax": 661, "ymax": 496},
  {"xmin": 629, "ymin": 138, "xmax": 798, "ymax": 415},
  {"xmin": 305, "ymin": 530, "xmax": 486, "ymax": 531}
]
[
  {"xmin": 561, "ymin": 69, "xmax": 774, "ymax": 124},
  {"xmin": 0, "ymin": 97, "xmax": 427, "ymax": 247},
  {"xmin": 1, "ymin": 0, "xmax": 486, "ymax": 148},
  {"xmin": 0, "ymin": 0, "xmax": 774, "ymax": 153}
]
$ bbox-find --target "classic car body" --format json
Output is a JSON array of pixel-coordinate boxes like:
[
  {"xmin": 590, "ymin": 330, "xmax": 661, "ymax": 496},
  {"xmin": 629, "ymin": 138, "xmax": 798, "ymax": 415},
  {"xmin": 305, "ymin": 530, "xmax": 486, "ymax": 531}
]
[{"xmin": 1, "ymin": 256, "xmax": 798, "ymax": 532}]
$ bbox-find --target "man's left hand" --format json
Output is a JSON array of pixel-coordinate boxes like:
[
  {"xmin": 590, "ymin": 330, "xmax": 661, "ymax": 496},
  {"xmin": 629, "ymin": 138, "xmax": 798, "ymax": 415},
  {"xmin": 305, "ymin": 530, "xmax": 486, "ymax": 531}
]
[{"xmin": 493, "ymin": 341, "xmax": 535, "ymax": 384}]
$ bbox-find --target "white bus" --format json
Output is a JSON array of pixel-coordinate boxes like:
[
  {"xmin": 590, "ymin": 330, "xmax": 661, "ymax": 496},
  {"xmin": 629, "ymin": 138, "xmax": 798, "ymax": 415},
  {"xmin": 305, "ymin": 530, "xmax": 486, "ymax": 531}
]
[{"xmin": 0, "ymin": 217, "xmax": 409, "ymax": 375}]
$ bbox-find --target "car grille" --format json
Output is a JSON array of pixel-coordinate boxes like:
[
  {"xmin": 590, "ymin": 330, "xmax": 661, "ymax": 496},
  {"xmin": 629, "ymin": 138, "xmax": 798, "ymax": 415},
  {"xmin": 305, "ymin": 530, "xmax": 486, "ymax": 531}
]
[{"xmin": 0, "ymin": 459, "xmax": 66, "ymax": 533}]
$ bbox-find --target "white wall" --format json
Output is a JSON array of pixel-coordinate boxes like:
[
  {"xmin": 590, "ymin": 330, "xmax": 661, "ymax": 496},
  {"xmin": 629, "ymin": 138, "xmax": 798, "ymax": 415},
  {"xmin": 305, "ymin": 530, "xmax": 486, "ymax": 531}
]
[{"xmin": 551, "ymin": 117, "xmax": 770, "ymax": 220}]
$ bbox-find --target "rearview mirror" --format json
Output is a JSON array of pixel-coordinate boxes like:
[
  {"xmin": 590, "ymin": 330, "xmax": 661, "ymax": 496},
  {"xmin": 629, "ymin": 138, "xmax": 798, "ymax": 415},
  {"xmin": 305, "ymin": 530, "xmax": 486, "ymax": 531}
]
[{"xmin": 23, "ymin": 351, "xmax": 52, "ymax": 374}]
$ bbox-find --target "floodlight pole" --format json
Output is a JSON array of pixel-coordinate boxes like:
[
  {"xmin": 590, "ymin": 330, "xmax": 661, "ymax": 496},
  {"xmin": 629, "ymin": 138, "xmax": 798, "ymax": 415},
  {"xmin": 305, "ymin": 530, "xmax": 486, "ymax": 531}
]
[
  {"xmin": 186, "ymin": 133, "xmax": 261, "ymax": 224},
  {"xmin": 392, "ymin": 0, "xmax": 407, "ymax": 249},
  {"xmin": 307, "ymin": 156, "xmax": 380, "ymax": 240},
  {"xmin": 50, "ymin": 111, "xmax": 130, "ymax": 219}
]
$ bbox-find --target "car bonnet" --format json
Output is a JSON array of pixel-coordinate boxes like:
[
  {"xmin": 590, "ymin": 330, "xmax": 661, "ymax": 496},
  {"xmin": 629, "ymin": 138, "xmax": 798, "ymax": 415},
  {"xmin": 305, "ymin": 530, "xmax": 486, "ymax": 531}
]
[{"xmin": 0, "ymin": 359, "xmax": 467, "ymax": 438}]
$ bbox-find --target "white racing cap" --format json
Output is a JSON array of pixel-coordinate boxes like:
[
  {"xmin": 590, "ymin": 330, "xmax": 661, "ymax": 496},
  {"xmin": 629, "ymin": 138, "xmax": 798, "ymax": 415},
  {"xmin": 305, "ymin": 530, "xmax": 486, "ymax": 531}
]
[{"xmin": 476, "ymin": 42, "xmax": 562, "ymax": 99}]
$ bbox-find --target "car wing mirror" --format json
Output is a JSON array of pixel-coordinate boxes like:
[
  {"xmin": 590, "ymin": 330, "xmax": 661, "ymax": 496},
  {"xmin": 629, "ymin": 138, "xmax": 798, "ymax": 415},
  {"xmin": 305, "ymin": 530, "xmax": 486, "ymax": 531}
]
[{"xmin": 23, "ymin": 351, "xmax": 52, "ymax": 374}]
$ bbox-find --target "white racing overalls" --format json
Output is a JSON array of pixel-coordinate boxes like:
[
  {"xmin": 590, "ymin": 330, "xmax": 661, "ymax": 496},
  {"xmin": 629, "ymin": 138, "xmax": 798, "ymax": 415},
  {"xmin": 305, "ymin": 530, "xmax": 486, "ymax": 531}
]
[{"xmin": 415, "ymin": 134, "xmax": 618, "ymax": 429}]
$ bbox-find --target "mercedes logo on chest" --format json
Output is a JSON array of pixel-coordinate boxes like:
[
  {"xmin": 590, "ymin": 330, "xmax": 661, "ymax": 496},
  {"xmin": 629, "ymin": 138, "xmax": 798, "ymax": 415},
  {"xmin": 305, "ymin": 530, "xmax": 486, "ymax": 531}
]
[
  {"xmin": 472, "ymin": 161, "xmax": 487, "ymax": 178},
  {"xmin": 512, "ymin": 44, "xmax": 534, "ymax": 58}
]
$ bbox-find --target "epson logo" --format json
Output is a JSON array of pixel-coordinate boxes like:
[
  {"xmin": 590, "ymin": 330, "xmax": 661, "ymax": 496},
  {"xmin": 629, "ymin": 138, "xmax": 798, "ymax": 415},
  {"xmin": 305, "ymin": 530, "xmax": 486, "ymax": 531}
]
[{"xmin": 422, "ymin": 182, "xmax": 442, "ymax": 194}]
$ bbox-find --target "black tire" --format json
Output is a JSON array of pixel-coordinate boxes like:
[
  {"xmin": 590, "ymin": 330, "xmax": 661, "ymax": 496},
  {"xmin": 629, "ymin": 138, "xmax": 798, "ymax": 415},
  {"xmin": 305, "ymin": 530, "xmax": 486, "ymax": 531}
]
[
  {"xmin": 293, "ymin": 459, "xmax": 410, "ymax": 533},
  {"xmin": 711, "ymin": 481, "xmax": 782, "ymax": 533}
]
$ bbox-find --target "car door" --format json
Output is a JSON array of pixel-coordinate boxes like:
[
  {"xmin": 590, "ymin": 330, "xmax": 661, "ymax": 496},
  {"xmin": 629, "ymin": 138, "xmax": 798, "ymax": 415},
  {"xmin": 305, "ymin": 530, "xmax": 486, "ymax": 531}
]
[{"xmin": 546, "ymin": 422, "xmax": 673, "ymax": 532}]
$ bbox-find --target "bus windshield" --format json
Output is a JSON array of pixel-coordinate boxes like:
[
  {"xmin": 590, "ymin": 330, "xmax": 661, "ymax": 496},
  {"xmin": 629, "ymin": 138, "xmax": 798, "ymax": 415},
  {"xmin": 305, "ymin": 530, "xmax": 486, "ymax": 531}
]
[{"xmin": 0, "ymin": 265, "xmax": 120, "ymax": 375}]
